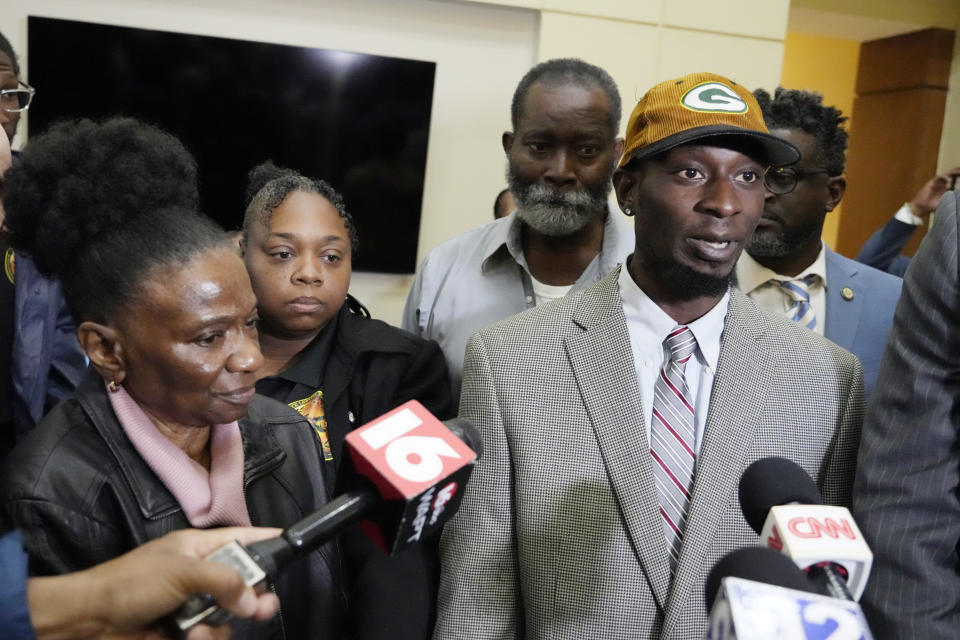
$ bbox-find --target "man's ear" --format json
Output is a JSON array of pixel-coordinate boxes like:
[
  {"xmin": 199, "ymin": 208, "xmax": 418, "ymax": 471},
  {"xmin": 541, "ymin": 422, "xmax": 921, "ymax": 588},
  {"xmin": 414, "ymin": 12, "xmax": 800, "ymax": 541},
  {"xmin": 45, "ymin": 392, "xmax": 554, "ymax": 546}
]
[
  {"xmin": 77, "ymin": 321, "xmax": 127, "ymax": 384},
  {"xmin": 825, "ymin": 176, "xmax": 847, "ymax": 212},
  {"xmin": 502, "ymin": 131, "xmax": 514, "ymax": 154},
  {"xmin": 613, "ymin": 137, "xmax": 625, "ymax": 162},
  {"xmin": 612, "ymin": 167, "xmax": 639, "ymax": 211}
]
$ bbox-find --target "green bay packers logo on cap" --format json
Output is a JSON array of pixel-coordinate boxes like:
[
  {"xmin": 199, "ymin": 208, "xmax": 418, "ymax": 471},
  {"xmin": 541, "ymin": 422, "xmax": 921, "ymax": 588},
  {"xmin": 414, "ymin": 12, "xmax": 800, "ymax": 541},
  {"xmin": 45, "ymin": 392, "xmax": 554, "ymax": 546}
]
[{"xmin": 681, "ymin": 81, "xmax": 748, "ymax": 114}]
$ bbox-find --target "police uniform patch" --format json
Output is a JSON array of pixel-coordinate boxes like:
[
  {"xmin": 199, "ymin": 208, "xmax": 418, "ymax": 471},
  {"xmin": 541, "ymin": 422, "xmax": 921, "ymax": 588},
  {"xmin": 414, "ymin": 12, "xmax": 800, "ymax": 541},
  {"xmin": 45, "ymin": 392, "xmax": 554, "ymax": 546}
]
[
  {"xmin": 288, "ymin": 390, "xmax": 334, "ymax": 461},
  {"xmin": 681, "ymin": 81, "xmax": 748, "ymax": 114},
  {"xmin": 3, "ymin": 247, "xmax": 14, "ymax": 285}
]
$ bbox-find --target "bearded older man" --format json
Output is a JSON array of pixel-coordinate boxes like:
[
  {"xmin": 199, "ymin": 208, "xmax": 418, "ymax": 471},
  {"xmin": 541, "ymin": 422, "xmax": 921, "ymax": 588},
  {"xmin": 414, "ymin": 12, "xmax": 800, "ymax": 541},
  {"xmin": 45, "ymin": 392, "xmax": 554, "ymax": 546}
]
[{"xmin": 402, "ymin": 58, "xmax": 634, "ymax": 400}]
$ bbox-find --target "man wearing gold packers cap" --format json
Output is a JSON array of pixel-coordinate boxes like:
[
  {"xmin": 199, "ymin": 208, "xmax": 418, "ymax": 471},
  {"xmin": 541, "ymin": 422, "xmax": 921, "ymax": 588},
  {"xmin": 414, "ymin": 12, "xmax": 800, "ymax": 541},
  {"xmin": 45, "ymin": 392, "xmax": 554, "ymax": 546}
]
[{"xmin": 435, "ymin": 72, "xmax": 864, "ymax": 640}]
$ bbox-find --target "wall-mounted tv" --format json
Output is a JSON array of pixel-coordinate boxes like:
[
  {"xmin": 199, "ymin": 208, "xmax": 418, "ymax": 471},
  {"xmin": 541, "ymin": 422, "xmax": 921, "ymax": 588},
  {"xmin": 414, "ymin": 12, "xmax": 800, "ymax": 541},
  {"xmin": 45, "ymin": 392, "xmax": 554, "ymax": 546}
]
[{"xmin": 27, "ymin": 16, "xmax": 436, "ymax": 274}]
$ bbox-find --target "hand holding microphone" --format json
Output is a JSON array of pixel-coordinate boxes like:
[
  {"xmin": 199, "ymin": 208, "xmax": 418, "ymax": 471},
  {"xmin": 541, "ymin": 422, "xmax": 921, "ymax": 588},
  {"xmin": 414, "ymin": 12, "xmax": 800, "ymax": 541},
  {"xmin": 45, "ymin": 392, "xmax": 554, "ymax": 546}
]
[{"xmin": 169, "ymin": 402, "xmax": 482, "ymax": 634}]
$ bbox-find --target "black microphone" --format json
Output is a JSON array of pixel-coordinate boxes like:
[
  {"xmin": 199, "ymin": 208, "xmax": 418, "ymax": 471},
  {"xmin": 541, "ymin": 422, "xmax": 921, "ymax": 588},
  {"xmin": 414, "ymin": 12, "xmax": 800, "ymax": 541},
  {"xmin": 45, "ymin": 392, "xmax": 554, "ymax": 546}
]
[
  {"xmin": 705, "ymin": 546, "xmax": 823, "ymax": 611},
  {"xmin": 705, "ymin": 547, "xmax": 874, "ymax": 639},
  {"xmin": 738, "ymin": 457, "xmax": 821, "ymax": 534},
  {"xmin": 169, "ymin": 404, "xmax": 481, "ymax": 633},
  {"xmin": 738, "ymin": 457, "xmax": 872, "ymax": 601}
]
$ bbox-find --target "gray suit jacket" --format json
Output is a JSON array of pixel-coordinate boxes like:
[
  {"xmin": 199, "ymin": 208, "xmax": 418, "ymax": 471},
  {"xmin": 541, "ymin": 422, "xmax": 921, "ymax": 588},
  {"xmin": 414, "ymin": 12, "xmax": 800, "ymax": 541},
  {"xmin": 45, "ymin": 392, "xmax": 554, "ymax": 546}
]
[
  {"xmin": 853, "ymin": 191, "xmax": 960, "ymax": 639},
  {"xmin": 435, "ymin": 267, "xmax": 864, "ymax": 640}
]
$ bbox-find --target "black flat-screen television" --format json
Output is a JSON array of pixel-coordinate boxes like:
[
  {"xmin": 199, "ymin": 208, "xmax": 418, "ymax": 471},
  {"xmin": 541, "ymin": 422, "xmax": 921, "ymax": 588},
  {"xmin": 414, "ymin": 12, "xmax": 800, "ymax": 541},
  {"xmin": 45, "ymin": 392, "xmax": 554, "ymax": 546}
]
[{"xmin": 27, "ymin": 16, "xmax": 436, "ymax": 273}]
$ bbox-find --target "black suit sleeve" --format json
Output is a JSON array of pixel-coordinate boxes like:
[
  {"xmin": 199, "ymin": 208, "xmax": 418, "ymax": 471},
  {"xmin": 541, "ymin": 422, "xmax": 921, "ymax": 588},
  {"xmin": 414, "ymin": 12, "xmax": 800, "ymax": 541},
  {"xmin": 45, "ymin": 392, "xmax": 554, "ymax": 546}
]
[{"xmin": 852, "ymin": 192, "xmax": 960, "ymax": 639}]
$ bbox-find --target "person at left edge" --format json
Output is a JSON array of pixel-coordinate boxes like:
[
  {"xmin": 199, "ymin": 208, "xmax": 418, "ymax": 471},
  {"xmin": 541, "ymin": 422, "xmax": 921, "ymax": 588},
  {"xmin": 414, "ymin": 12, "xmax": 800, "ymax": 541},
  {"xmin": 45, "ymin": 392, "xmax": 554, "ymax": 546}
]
[
  {"xmin": 241, "ymin": 161, "xmax": 453, "ymax": 640},
  {"xmin": 0, "ymin": 30, "xmax": 28, "ymax": 146},
  {"xmin": 435, "ymin": 72, "xmax": 864, "ymax": 640},
  {"xmin": 0, "ymin": 118, "xmax": 344, "ymax": 639},
  {"xmin": 0, "ymin": 30, "xmax": 86, "ymax": 455}
]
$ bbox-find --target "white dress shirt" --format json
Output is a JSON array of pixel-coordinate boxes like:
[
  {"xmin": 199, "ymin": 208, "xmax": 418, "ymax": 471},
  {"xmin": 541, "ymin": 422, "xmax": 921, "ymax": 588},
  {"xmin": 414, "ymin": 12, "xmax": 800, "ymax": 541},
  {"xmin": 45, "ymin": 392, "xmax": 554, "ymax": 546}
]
[
  {"xmin": 735, "ymin": 243, "xmax": 828, "ymax": 336},
  {"xmin": 618, "ymin": 265, "xmax": 728, "ymax": 454},
  {"xmin": 893, "ymin": 202, "xmax": 925, "ymax": 226}
]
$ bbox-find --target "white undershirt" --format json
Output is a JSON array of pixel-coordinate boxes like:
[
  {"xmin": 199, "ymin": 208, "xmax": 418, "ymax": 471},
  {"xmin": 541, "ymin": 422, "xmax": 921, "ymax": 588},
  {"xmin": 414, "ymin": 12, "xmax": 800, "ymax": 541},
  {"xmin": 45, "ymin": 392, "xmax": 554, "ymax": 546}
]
[{"xmin": 529, "ymin": 273, "xmax": 574, "ymax": 306}]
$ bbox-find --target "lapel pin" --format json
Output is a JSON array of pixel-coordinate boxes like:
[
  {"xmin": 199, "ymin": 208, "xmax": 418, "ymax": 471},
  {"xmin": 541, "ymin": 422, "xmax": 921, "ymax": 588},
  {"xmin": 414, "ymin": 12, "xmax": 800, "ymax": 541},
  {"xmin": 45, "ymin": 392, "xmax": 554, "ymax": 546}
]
[{"xmin": 841, "ymin": 287, "xmax": 855, "ymax": 301}]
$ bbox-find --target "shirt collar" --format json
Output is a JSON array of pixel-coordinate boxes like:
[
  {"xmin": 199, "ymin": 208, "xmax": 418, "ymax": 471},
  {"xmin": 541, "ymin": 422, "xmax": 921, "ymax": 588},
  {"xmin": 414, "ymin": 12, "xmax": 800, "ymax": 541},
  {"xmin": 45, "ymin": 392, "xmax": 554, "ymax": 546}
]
[
  {"xmin": 480, "ymin": 202, "xmax": 628, "ymax": 274},
  {"xmin": 735, "ymin": 241, "xmax": 828, "ymax": 294},
  {"xmin": 266, "ymin": 310, "xmax": 340, "ymax": 388},
  {"xmin": 480, "ymin": 212, "xmax": 526, "ymax": 273},
  {"xmin": 107, "ymin": 382, "xmax": 251, "ymax": 528},
  {"xmin": 618, "ymin": 263, "xmax": 728, "ymax": 371}
]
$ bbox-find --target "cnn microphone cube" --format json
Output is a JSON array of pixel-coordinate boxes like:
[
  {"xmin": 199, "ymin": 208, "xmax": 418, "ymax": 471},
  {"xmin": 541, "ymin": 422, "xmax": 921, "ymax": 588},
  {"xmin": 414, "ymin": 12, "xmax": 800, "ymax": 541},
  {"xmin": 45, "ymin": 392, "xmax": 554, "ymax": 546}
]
[
  {"xmin": 759, "ymin": 504, "xmax": 873, "ymax": 601},
  {"xmin": 346, "ymin": 400, "xmax": 477, "ymax": 554}
]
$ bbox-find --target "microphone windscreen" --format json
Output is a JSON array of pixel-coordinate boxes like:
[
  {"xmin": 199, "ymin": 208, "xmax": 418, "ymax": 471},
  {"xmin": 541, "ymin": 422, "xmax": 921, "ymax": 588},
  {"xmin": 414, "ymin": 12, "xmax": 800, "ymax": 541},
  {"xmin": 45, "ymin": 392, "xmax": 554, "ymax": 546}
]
[
  {"xmin": 738, "ymin": 457, "xmax": 821, "ymax": 534},
  {"xmin": 443, "ymin": 418, "xmax": 483, "ymax": 459},
  {"xmin": 705, "ymin": 546, "xmax": 822, "ymax": 610}
]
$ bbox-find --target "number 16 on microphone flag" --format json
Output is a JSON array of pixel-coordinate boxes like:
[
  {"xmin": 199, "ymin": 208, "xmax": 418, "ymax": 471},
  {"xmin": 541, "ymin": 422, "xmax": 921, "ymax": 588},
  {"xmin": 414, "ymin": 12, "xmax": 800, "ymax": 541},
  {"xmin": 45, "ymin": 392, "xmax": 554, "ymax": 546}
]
[{"xmin": 346, "ymin": 400, "xmax": 478, "ymax": 554}]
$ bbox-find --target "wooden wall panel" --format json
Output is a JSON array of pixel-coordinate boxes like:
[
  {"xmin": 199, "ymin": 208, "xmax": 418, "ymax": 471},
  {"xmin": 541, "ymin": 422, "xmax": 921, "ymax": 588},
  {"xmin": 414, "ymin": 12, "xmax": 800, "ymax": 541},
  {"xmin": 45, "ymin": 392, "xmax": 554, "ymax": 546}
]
[
  {"xmin": 838, "ymin": 89, "xmax": 947, "ymax": 257},
  {"xmin": 836, "ymin": 28, "xmax": 954, "ymax": 258},
  {"xmin": 856, "ymin": 29, "xmax": 953, "ymax": 93}
]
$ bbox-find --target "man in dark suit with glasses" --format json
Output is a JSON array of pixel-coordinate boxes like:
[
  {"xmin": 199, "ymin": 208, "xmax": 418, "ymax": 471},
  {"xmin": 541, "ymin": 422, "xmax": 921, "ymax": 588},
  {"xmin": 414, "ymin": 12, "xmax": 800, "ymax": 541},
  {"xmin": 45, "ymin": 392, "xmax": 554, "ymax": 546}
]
[
  {"xmin": 0, "ymin": 30, "xmax": 85, "ymax": 457},
  {"xmin": 734, "ymin": 87, "xmax": 902, "ymax": 395}
]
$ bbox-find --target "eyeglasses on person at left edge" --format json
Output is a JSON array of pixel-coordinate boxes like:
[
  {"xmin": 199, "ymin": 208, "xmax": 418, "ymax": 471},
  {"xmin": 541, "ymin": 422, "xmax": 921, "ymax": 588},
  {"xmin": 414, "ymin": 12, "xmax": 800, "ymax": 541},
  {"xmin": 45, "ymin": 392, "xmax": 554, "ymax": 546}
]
[{"xmin": 1, "ymin": 80, "xmax": 35, "ymax": 113}]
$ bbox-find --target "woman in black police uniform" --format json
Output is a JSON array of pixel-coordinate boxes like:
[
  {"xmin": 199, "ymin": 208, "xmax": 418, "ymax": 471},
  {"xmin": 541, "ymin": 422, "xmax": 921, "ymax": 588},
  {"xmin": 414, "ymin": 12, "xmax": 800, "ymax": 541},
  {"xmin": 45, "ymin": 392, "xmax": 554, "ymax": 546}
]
[
  {"xmin": 0, "ymin": 119, "xmax": 344, "ymax": 639},
  {"xmin": 241, "ymin": 161, "xmax": 453, "ymax": 640}
]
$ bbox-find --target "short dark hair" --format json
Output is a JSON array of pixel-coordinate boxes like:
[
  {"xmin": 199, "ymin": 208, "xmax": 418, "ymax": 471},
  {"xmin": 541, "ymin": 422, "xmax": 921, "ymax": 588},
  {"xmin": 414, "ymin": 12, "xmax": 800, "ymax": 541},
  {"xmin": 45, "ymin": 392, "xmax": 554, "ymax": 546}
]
[
  {"xmin": 2, "ymin": 117, "xmax": 223, "ymax": 324},
  {"xmin": 243, "ymin": 160, "xmax": 359, "ymax": 255},
  {"xmin": 511, "ymin": 58, "xmax": 621, "ymax": 135},
  {"xmin": 753, "ymin": 87, "xmax": 848, "ymax": 176},
  {"xmin": 0, "ymin": 31, "xmax": 20, "ymax": 76}
]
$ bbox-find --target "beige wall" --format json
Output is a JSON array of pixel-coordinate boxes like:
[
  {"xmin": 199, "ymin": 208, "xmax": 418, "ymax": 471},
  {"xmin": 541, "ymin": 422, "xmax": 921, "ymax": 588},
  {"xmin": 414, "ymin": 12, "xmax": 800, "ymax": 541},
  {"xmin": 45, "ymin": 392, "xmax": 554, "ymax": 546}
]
[
  {"xmin": 940, "ymin": 33, "xmax": 960, "ymax": 171},
  {"xmin": 468, "ymin": 0, "xmax": 790, "ymax": 141},
  {"xmin": 5, "ymin": 0, "xmax": 792, "ymax": 325},
  {"xmin": 777, "ymin": 32, "xmax": 861, "ymax": 248}
]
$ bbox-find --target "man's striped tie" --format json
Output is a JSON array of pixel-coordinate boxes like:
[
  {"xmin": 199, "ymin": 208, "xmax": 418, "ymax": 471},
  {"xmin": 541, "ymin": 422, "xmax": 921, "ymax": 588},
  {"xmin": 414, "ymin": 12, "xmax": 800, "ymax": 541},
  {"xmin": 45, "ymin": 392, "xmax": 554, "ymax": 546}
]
[
  {"xmin": 650, "ymin": 325, "xmax": 698, "ymax": 571},
  {"xmin": 777, "ymin": 275, "xmax": 819, "ymax": 330}
]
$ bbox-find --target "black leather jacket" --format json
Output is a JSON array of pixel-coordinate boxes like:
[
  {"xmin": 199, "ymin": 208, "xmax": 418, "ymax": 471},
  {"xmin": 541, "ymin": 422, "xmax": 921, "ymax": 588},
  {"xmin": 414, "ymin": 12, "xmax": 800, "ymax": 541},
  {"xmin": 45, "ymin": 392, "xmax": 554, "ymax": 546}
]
[{"xmin": 0, "ymin": 372, "xmax": 346, "ymax": 639}]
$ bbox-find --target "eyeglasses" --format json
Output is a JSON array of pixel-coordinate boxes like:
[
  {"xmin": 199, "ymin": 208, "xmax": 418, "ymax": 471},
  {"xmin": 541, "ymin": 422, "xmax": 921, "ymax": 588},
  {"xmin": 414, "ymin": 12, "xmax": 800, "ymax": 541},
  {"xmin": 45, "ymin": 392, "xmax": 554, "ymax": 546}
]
[
  {"xmin": 1, "ymin": 80, "xmax": 36, "ymax": 113},
  {"xmin": 764, "ymin": 166, "xmax": 833, "ymax": 195}
]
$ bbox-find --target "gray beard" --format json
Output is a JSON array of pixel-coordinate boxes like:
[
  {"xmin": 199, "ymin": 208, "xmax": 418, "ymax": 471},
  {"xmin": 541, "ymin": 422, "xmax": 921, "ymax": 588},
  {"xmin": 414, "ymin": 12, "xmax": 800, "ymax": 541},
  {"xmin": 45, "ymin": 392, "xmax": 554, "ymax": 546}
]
[{"xmin": 508, "ymin": 168, "xmax": 611, "ymax": 237}]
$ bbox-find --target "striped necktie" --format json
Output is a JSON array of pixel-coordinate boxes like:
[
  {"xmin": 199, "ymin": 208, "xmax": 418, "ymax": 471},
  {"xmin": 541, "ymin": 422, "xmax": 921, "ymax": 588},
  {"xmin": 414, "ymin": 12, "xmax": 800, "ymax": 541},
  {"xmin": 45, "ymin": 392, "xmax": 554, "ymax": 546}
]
[
  {"xmin": 777, "ymin": 275, "xmax": 819, "ymax": 330},
  {"xmin": 650, "ymin": 325, "xmax": 698, "ymax": 571}
]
